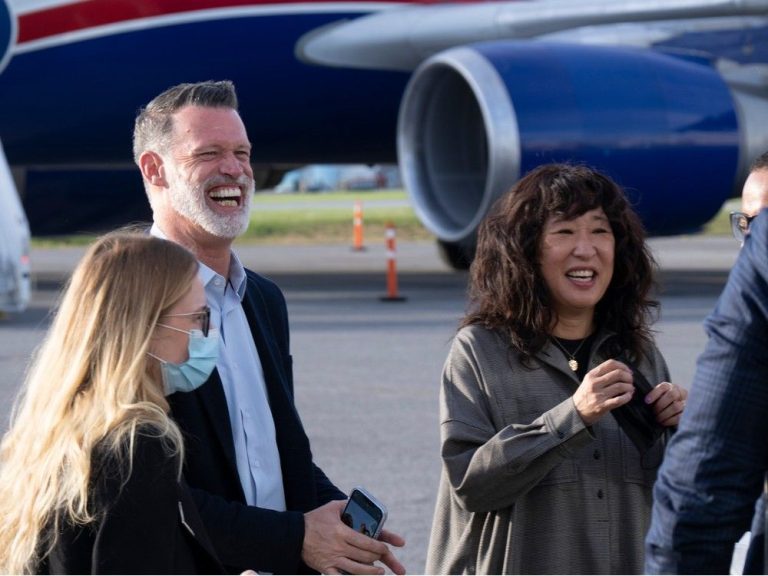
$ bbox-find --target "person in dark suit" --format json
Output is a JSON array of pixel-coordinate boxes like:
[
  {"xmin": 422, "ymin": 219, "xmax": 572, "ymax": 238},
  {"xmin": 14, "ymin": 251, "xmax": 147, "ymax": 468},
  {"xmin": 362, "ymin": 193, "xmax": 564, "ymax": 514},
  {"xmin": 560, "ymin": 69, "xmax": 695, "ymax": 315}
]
[
  {"xmin": 730, "ymin": 151, "xmax": 768, "ymax": 246},
  {"xmin": 645, "ymin": 180, "xmax": 768, "ymax": 575},
  {"xmin": 133, "ymin": 80, "xmax": 405, "ymax": 575},
  {"xmin": 0, "ymin": 233, "xmax": 225, "ymax": 574}
]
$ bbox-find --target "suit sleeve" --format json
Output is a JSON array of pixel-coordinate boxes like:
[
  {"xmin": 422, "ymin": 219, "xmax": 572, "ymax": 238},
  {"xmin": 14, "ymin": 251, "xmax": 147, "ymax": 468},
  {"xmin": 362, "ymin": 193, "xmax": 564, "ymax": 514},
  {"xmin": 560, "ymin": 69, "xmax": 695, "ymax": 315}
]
[
  {"xmin": 91, "ymin": 436, "xmax": 181, "ymax": 574},
  {"xmin": 188, "ymin": 486, "xmax": 308, "ymax": 574},
  {"xmin": 312, "ymin": 463, "xmax": 347, "ymax": 505},
  {"xmin": 645, "ymin": 210, "xmax": 768, "ymax": 574}
]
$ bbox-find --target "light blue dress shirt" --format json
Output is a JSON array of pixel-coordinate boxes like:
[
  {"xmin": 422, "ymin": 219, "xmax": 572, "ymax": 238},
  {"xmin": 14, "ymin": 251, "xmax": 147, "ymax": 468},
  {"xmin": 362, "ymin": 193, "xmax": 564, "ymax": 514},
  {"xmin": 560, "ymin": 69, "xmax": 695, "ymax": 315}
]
[{"xmin": 152, "ymin": 226, "xmax": 286, "ymax": 511}]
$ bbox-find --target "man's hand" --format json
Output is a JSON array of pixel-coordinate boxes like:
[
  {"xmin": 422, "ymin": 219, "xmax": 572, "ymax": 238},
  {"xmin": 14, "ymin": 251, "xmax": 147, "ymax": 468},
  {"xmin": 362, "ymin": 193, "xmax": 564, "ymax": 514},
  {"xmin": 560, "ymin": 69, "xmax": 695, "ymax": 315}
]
[
  {"xmin": 644, "ymin": 381, "xmax": 687, "ymax": 427},
  {"xmin": 573, "ymin": 359, "xmax": 635, "ymax": 426},
  {"xmin": 302, "ymin": 500, "xmax": 406, "ymax": 575}
]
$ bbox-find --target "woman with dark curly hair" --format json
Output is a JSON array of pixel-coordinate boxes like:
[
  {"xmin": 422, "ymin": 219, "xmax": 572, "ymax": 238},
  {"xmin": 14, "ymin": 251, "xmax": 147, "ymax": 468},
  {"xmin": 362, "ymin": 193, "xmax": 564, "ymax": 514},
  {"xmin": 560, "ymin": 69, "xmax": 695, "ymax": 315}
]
[{"xmin": 426, "ymin": 163, "xmax": 687, "ymax": 574}]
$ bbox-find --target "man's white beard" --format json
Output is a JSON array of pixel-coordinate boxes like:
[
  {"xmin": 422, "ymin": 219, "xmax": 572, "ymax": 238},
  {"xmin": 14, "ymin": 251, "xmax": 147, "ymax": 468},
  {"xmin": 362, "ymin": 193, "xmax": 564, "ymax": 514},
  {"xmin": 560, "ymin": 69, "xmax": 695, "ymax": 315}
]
[{"xmin": 165, "ymin": 164, "xmax": 254, "ymax": 239}]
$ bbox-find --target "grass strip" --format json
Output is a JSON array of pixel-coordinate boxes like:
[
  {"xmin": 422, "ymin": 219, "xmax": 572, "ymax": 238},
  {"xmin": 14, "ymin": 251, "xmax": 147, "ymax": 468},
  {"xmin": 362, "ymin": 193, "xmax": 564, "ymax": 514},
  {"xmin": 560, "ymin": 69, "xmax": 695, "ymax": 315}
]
[{"xmin": 30, "ymin": 190, "xmax": 738, "ymax": 247}]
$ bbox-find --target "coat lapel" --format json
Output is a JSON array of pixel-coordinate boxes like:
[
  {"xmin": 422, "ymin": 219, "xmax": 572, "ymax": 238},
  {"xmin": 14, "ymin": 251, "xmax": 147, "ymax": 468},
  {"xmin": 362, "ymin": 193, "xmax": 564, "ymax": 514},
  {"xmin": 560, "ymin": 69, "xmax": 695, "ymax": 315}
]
[
  {"xmin": 241, "ymin": 287, "xmax": 288, "ymax": 398},
  {"xmin": 241, "ymin": 280, "xmax": 305, "ymax": 446},
  {"xmin": 241, "ymin": 276, "xmax": 316, "ymax": 511},
  {"xmin": 195, "ymin": 369, "xmax": 239, "ymax": 475}
]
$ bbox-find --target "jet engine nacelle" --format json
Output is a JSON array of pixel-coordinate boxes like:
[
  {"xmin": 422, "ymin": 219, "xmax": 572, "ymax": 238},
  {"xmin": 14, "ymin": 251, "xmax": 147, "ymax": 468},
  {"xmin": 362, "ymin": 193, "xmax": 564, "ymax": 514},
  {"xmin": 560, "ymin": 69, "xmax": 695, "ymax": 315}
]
[{"xmin": 397, "ymin": 41, "xmax": 742, "ymax": 265}]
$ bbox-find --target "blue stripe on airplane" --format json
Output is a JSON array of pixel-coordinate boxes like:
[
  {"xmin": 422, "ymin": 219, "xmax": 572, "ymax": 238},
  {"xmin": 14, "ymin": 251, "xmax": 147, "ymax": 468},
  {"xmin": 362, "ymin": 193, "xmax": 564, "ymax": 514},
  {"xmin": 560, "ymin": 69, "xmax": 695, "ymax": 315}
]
[{"xmin": 0, "ymin": 11, "xmax": 410, "ymax": 166}]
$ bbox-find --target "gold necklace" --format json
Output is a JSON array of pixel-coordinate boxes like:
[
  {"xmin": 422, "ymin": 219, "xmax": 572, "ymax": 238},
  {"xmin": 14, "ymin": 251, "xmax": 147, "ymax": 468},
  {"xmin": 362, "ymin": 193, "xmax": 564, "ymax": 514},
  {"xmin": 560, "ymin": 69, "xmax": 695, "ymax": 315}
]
[{"xmin": 551, "ymin": 336, "xmax": 588, "ymax": 372}]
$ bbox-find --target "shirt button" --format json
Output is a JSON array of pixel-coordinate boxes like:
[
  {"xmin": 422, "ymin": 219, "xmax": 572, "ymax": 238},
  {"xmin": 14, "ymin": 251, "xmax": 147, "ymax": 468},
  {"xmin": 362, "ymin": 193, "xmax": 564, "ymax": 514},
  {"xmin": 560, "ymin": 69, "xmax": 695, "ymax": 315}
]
[
  {"xmin": 593, "ymin": 450, "xmax": 601, "ymax": 460},
  {"xmin": 597, "ymin": 489, "xmax": 604, "ymax": 499}
]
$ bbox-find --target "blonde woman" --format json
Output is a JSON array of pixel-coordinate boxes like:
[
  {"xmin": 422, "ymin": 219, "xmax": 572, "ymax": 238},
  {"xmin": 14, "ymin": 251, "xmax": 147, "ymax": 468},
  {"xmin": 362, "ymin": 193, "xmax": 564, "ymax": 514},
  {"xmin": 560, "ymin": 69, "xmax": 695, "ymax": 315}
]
[{"xmin": 0, "ymin": 233, "xmax": 224, "ymax": 573}]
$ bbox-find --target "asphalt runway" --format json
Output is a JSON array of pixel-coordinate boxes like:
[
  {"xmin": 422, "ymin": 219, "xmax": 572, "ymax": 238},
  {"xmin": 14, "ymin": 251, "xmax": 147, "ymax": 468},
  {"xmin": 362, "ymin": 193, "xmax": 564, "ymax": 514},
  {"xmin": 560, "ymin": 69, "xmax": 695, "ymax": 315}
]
[{"xmin": 0, "ymin": 235, "xmax": 739, "ymax": 573}]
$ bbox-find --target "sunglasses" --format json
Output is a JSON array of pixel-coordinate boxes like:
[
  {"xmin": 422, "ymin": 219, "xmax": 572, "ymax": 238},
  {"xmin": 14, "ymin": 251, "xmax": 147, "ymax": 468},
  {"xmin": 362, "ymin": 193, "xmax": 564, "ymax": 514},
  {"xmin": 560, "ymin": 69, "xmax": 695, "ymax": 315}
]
[{"xmin": 161, "ymin": 305, "xmax": 211, "ymax": 337}]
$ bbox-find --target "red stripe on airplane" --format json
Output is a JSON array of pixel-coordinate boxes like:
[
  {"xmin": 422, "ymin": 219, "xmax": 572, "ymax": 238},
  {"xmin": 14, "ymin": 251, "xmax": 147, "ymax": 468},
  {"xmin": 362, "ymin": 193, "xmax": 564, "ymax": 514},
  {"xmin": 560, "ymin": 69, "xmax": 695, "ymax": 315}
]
[{"xmin": 16, "ymin": 0, "xmax": 422, "ymax": 43}]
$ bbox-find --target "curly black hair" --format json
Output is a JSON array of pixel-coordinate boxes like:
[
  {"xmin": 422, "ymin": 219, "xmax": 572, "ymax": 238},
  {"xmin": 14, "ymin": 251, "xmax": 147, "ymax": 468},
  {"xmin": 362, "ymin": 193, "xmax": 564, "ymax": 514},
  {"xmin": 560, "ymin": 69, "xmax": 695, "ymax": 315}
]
[{"xmin": 462, "ymin": 163, "xmax": 658, "ymax": 365}]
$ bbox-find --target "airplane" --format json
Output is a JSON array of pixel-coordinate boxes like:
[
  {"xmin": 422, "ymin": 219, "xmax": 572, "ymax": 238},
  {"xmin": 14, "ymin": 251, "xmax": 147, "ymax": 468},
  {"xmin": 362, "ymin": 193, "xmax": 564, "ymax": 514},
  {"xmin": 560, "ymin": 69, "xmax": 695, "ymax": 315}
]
[
  {"xmin": 0, "ymin": 139, "xmax": 30, "ymax": 313},
  {"xmin": 0, "ymin": 0, "xmax": 767, "ymax": 276}
]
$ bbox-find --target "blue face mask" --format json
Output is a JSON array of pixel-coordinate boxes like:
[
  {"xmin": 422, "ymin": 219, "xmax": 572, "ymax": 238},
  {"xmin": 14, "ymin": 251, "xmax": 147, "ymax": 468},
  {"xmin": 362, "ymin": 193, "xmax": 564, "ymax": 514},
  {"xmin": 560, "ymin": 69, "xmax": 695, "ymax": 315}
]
[{"xmin": 149, "ymin": 328, "xmax": 220, "ymax": 395}]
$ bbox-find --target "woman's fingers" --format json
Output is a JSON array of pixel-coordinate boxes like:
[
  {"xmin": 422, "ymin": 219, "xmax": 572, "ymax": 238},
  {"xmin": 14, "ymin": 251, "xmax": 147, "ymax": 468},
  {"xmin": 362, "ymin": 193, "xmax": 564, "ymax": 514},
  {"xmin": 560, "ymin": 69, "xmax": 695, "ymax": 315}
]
[
  {"xmin": 574, "ymin": 362, "xmax": 635, "ymax": 425},
  {"xmin": 646, "ymin": 382, "xmax": 687, "ymax": 427}
]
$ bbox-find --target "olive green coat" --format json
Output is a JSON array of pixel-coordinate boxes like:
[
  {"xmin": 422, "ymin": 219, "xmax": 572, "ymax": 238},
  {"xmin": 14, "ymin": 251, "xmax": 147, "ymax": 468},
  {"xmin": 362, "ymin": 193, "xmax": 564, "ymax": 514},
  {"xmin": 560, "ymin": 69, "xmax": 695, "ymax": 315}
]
[{"xmin": 426, "ymin": 325, "xmax": 670, "ymax": 575}]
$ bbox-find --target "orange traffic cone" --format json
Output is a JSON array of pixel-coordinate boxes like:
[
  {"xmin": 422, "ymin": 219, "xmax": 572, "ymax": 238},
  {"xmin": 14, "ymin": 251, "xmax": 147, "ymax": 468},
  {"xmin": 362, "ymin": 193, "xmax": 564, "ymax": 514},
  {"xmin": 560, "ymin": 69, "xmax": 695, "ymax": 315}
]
[
  {"xmin": 352, "ymin": 200, "xmax": 365, "ymax": 251},
  {"xmin": 380, "ymin": 222, "xmax": 406, "ymax": 302}
]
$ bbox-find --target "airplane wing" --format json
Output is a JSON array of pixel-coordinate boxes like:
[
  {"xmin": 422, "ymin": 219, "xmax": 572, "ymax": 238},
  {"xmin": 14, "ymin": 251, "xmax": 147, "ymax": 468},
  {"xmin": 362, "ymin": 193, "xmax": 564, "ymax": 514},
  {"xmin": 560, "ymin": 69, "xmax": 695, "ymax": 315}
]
[
  {"xmin": 299, "ymin": 0, "xmax": 768, "ymax": 70},
  {"xmin": 299, "ymin": 0, "xmax": 768, "ymax": 265}
]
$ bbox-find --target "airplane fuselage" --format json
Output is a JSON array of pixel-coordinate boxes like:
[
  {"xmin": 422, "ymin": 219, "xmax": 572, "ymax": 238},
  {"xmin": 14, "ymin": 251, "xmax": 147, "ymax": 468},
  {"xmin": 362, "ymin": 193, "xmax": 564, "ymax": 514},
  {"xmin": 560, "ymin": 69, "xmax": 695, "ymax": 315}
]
[
  {"xmin": 1, "ymin": 0, "xmax": 767, "ymax": 243},
  {"xmin": 1, "ymin": 0, "xmax": 416, "ymax": 167}
]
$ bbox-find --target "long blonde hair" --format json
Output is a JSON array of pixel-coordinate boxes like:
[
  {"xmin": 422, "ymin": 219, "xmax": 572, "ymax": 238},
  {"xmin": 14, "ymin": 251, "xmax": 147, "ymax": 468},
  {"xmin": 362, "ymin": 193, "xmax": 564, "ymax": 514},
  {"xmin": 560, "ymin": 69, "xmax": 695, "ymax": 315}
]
[{"xmin": 0, "ymin": 232, "xmax": 199, "ymax": 574}]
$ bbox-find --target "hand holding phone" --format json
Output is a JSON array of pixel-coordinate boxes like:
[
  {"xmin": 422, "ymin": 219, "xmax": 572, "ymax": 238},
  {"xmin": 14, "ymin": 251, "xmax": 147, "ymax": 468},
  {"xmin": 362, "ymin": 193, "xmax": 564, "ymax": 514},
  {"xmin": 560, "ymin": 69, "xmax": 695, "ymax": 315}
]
[{"xmin": 341, "ymin": 487, "xmax": 387, "ymax": 539}]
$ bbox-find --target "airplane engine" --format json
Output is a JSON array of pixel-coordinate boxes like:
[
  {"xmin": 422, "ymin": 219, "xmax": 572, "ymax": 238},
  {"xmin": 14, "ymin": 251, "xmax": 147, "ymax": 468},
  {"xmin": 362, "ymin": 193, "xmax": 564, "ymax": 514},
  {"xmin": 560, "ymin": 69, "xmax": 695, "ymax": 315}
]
[{"xmin": 397, "ymin": 42, "xmax": 742, "ymax": 268}]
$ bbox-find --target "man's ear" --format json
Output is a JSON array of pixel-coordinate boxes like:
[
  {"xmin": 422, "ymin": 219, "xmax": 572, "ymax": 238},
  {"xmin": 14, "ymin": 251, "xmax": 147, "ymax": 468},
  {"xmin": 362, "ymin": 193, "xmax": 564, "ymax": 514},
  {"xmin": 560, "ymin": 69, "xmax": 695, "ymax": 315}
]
[{"xmin": 139, "ymin": 151, "xmax": 168, "ymax": 187}]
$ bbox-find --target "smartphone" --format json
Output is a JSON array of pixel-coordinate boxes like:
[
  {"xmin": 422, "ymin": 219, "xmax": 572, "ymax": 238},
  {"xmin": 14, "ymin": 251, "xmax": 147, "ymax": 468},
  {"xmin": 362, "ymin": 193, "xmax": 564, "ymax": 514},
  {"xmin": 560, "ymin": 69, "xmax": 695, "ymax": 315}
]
[{"xmin": 341, "ymin": 487, "xmax": 387, "ymax": 539}]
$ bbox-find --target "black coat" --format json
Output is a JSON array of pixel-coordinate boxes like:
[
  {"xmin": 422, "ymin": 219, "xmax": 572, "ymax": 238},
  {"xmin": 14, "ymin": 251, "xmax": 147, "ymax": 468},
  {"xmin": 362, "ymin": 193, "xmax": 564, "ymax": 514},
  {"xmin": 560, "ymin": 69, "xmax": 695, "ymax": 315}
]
[
  {"xmin": 40, "ymin": 433, "xmax": 224, "ymax": 574},
  {"xmin": 169, "ymin": 269, "xmax": 346, "ymax": 574}
]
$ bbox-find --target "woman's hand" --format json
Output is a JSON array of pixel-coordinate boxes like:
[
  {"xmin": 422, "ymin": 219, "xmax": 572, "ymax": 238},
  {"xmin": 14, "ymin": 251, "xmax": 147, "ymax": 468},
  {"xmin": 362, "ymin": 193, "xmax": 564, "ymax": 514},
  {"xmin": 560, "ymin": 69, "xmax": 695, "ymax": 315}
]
[
  {"xmin": 644, "ymin": 381, "xmax": 687, "ymax": 427},
  {"xmin": 573, "ymin": 359, "xmax": 635, "ymax": 426}
]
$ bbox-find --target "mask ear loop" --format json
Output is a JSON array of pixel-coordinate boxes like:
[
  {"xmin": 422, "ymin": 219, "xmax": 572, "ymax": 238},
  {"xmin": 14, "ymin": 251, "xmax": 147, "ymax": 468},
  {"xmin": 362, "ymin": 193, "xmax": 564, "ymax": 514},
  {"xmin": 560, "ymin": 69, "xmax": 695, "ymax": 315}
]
[
  {"xmin": 146, "ymin": 327, "xmax": 211, "ymax": 366},
  {"xmin": 147, "ymin": 351, "xmax": 165, "ymax": 364},
  {"xmin": 150, "ymin": 324, "xmax": 205, "ymax": 366},
  {"xmin": 145, "ymin": 350, "xmax": 172, "ymax": 396},
  {"xmin": 148, "ymin": 323, "xmax": 189, "ymax": 365}
]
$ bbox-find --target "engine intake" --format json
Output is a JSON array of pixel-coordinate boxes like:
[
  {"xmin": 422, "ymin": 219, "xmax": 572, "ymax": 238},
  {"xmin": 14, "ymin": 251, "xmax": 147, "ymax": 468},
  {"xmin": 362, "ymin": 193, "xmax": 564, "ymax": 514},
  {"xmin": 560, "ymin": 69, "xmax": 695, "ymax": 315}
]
[{"xmin": 397, "ymin": 41, "xmax": 740, "ymax": 245}]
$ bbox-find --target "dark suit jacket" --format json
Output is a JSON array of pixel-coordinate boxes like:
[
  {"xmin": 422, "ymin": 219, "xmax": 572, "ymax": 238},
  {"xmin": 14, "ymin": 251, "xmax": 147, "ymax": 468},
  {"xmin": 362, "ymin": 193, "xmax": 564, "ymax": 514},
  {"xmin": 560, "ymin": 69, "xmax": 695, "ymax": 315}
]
[
  {"xmin": 645, "ymin": 209, "xmax": 768, "ymax": 574},
  {"xmin": 40, "ymin": 432, "xmax": 224, "ymax": 574},
  {"xmin": 169, "ymin": 269, "xmax": 346, "ymax": 574}
]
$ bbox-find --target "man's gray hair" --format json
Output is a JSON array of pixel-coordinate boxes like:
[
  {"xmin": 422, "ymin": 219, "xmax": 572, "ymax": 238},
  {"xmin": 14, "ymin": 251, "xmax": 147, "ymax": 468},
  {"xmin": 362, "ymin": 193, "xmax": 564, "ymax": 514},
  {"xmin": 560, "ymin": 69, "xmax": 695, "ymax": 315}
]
[{"xmin": 133, "ymin": 80, "xmax": 239, "ymax": 164}]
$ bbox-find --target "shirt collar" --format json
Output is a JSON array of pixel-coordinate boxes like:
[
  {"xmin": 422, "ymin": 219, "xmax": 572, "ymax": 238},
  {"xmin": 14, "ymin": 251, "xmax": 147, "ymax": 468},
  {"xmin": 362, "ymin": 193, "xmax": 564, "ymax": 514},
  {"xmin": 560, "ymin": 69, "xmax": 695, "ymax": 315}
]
[
  {"xmin": 150, "ymin": 223, "xmax": 246, "ymax": 301},
  {"xmin": 227, "ymin": 251, "xmax": 247, "ymax": 301},
  {"xmin": 149, "ymin": 222, "xmax": 167, "ymax": 240}
]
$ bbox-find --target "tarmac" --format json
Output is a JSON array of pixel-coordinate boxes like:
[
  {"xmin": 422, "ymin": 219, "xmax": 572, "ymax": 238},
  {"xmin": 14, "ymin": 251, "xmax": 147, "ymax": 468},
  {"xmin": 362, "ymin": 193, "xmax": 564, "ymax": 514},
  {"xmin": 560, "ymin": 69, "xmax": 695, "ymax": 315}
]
[{"xmin": 0, "ymin": 234, "xmax": 740, "ymax": 573}]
